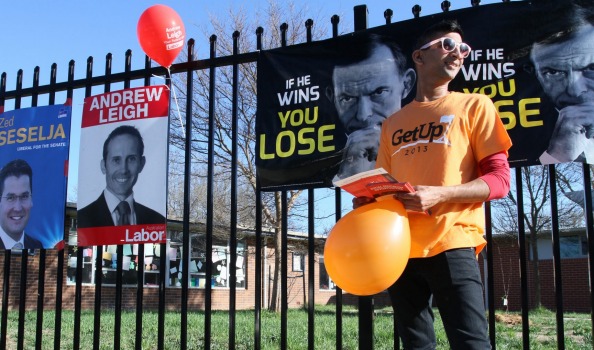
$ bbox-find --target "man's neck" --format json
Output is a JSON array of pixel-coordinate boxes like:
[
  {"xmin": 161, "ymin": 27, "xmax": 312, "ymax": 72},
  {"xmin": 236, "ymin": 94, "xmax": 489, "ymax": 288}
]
[
  {"xmin": 0, "ymin": 226, "xmax": 23, "ymax": 248},
  {"xmin": 415, "ymin": 82, "xmax": 451, "ymax": 102},
  {"xmin": 105, "ymin": 188, "xmax": 133, "ymax": 202}
]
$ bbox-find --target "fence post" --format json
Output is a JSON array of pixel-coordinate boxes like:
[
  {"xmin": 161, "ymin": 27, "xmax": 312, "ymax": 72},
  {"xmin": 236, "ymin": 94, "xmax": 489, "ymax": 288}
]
[
  {"xmin": 352, "ymin": 6, "xmax": 376, "ymax": 350},
  {"xmin": 582, "ymin": 164, "xmax": 594, "ymax": 343}
]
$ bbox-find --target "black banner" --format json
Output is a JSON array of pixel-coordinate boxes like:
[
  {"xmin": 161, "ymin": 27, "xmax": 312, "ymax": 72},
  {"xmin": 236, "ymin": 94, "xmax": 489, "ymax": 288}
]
[{"xmin": 257, "ymin": 0, "xmax": 592, "ymax": 190}]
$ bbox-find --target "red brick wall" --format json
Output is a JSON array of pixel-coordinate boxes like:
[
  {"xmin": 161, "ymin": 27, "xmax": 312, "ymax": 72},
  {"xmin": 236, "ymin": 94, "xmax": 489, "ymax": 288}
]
[
  {"xmin": 3, "ymin": 235, "xmax": 583, "ymax": 312},
  {"xmin": 275, "ymin": 250, "xmax": 392, "ymax": 309},
  {"xmin": 478, "ymin": 237, "xmax": 591, "ymax": 313},
  {"xmin": 0, "ymin": 243, "xmax": 392, "ymax": 311}
]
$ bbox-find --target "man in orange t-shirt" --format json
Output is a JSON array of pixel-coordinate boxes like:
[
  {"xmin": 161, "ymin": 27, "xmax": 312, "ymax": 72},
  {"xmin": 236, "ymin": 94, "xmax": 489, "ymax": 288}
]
[{"xmin": 358, "ymin": 20, "xmax": 512, "ymax": 349}]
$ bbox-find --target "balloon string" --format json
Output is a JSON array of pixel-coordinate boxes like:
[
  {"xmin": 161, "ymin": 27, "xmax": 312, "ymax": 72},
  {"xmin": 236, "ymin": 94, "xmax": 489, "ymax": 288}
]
[
  {"xmin": 152, "ymin": 69, "xmax": 186, "ymax": 140},
  {"xmin": 168, "ymin": 68, "xmax": 186, "ymax": 140}
]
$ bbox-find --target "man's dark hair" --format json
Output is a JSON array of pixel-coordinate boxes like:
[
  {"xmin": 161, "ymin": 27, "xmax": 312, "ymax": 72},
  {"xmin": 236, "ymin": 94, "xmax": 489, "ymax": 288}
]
[
  {"xmin": 414, "ymin": 19, "xmax": 465, "ymax": 50},
  {"xmin": 102, "ymin": 125, "xmax": 145, "ymax": 160},
  {"xmin": 332, "ymin": 32, "xmax": 409, "ymax": 76},
  {"xmin": 0, "ymin": 159, "xmax": 33, "ymax": 197},
  {"xmin": 533, "ymin": 2, "xmax": 594, "ymax": 46}
]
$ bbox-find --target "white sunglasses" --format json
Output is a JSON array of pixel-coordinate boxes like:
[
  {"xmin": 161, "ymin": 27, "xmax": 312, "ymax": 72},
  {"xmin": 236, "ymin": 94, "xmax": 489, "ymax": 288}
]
[{"xmin": 419, "ymin": 37, "xmax": 472, "ymax": 58}]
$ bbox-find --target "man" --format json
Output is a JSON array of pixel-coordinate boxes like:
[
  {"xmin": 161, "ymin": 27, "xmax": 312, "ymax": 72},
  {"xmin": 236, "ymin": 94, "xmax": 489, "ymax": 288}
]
[
  {"xmin": 359, "ymin": 20, "xmax": 512, "ymax": 348},
  {"xmin": 77, "ymin": 125, "xmax": 165, "ymax": 227},
  {"xmin": 326, "ymin": 33, "xmax": 416, "ymax": 179},
  {"xmin": 531, "ymin": 4, "xmax": 594, "ymax": 164},
  {"xmin": 0, "ymin": 159, "xmax": 43, "ymax": 250}
]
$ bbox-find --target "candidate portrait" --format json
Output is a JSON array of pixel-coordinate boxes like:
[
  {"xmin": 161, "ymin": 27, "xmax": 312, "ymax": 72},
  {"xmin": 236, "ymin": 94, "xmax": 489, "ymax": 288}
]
[
  {"xmin": 326, "ymin": 33, "xmax": 416, "ymax": 179},
  {"xmin": 0, "ymin": 159, "xmax": 43, "ymax": 250},
  {"xmin": 530, "ymin": 3, "xmax": 594, "ymax": 164},
  {"xmin": 77, "ymin": 125, "xmax": 166, "ymax": 228}
]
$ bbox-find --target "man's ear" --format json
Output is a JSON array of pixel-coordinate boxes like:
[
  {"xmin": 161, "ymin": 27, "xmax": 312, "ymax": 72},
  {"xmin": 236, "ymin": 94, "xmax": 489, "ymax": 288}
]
[
  {"xmin": 325, "ymin": 85, "xmax": 334, "ymax": 102},
  {"xmin": 523, "ymin": 62, "xmax": 535, "ymax": 76},
  {"xmin": 139, "ymin": 156, "xmax": 146, "ymax": 173},
  {"xmin": 100, "ymin": 159, "xmax": 106, "ymax": 175},
  {"xmin": 412, "ymin": 49, "xmax": 423, "ymax": 65},
  {"xmin": 401, "ymin": 68, "xmax": 416, "ymax": 99}
]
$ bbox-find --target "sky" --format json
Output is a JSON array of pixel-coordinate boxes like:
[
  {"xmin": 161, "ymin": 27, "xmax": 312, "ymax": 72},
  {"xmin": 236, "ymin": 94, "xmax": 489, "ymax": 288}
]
[{"xmin": 0, "ymin": 0, "xmax": 508, "ymax": 207}]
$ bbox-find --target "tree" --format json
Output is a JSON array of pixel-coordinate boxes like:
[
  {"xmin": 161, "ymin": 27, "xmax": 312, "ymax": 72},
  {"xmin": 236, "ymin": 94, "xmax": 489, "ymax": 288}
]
[
  {"xmin": 167, "ymin": 152, "xmax": 238, "ymax": 227},
  {"xmin": 491, "ymin": 163, "xmax": 584, "ymax": 308},
  {"xmin": 168, "ymin": 1, "xmax": 330, "ymax": 311}
]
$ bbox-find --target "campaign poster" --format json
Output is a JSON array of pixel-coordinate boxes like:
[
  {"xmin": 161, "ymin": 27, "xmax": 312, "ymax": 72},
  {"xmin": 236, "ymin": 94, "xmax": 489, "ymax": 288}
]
[
  {"xmin": 256, "ymin": 0, "xmax": 593, "ymax": 190},
  {"xmin": 0, "ymin": 103, "xmax": 72, "ymax": 249},
  {"xmin": 257, "ymin": 43, "xmax": 347, "ymax": 191},
  {"xmin": 77, "ymin": 85, "xmax": 169, "ymax": 246}
]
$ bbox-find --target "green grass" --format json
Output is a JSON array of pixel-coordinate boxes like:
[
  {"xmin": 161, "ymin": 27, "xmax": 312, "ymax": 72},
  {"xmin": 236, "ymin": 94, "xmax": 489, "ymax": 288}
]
[
  {"xmin": 491, "ymin": 307, "xmax": 593, "ymax": 350},
  {"xmin": 3, "ymin": 306, "xmax": 592, "ymax": 349}
]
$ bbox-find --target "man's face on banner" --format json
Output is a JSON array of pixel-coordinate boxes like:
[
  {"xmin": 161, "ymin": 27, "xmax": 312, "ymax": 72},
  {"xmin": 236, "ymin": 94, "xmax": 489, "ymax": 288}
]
[
  {"xmin": 0, "ymin": 175, "xmax": 32, "ymax": 240},
  {"xmin": 531, "ymin": 24, "xmax": 594, "ymax": 109},
  {"xmin": 331, "ymin": 44, "xmax": 409, "ymax": 134},
  {"xmin": 101, "ymin": 134, "xmax": 146, "ymax": 200}
]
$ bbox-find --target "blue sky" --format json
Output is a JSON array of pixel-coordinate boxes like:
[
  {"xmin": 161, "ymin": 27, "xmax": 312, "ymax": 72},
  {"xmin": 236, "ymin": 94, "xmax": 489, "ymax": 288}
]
[{"xmin": 0, "ymin": 0, "xmax": 507, "ymax": 202}]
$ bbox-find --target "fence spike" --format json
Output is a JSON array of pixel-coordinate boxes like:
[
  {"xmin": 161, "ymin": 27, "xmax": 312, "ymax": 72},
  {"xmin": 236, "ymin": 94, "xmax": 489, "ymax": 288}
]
[
  {"xmin": 384, "ymin": 9, "xmax": 393, "ymax": 24},
  {"xmin": 331, "ymin": 15, "xmax": 340, "ymax": 38},
  {"xmin": 256, "ymin": 27, "xmax": 263, "ymax": 50},
  {"xmin": 412, "ymin": 4, "xmax": 422, "ymax": 18}
]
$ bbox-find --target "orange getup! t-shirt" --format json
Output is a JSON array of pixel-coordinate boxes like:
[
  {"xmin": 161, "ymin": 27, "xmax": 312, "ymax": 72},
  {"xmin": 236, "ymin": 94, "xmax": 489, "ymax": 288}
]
[{"xmin": 376, "ymin": 92, "xmax": 512, "ymax": 258}]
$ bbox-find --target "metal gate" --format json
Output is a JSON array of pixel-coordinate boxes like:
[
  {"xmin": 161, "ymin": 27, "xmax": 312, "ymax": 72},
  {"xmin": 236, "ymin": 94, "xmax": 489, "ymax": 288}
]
[{"xmin": 0, "ymin": 2, "xmax": 593, "ymax": 349}]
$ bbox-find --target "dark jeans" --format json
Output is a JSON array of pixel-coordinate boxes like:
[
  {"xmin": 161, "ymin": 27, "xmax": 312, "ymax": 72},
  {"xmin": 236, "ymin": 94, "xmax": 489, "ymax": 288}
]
[{"xmin": 388, "ymin": 248, "xmax": 491, "ymax": 350}]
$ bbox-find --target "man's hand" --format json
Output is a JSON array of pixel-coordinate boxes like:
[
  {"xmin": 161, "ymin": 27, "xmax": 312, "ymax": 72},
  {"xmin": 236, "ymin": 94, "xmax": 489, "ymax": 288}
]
[
  {"xmin": 547, "ymin": 103, "xmax": 594, "ymax": 162},
  {"xmin": 352, "ymin": 196, "xmax": 376, "ymax": 209},
  {"xmin": 394, "ymin": 185, "xmax": 442, "ymax": 213},
  {"xmin": 336, "ymin": 126, "xmax": 380, "ymax": 179}
]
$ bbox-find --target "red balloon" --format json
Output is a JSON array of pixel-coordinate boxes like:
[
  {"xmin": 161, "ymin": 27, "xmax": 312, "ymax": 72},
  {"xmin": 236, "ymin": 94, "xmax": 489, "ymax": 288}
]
[
  {"xmin": 324, "ymin": 196, "xmax": 411, "ymax": 296},
  {"xmin": 137, "ymin": 5, "xmax": 186, "ymax": 68}
]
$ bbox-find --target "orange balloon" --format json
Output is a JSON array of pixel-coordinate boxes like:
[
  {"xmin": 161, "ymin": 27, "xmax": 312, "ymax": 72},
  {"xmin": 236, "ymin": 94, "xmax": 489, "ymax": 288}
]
[
  {"xmin": 324, "ymin": 196, "xmax": 410, "ymax": 296},
  {"xmin": 137, "ymin": 5, "xmax": 186, "ymax": 68}
]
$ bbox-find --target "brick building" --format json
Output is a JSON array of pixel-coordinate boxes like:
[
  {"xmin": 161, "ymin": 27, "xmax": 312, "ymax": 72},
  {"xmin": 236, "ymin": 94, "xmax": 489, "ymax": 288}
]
[
  {"xmin": 0, "ymin": 203, "xmax": 392, "ymax": 311},
  {"xmin": 2, "ymin": 202, "xmax": 587, "ymax": 312},
  {"xmin": 479, "ymin": 230, "xmax": 591, "ymax": 313}
]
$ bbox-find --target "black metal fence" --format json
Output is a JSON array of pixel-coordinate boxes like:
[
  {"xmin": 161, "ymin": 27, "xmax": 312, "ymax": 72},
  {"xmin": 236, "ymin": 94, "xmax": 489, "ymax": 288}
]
[{"xmin": 0, "ymin": 2, "xmax": 593, "ymax": 349}]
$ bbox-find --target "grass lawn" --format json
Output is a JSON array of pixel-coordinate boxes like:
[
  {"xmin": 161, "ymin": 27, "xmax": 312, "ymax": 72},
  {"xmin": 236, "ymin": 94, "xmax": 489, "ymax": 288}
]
[{"xmin": 4, "ymin": 306, "xmax": 592, "ymax": 349}]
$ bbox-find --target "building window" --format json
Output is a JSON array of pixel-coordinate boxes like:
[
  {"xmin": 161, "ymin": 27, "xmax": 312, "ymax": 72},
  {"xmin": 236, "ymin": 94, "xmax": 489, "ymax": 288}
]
[
  {"xmin": 67, "ymin": 246, "xmax": 93, "ymax": 284},
  {"xmin": 292, "ymin": 253, "xmax": 304, "ymax": 272},
  {"xmin": 67, "ymin": 230, "xmax": 247, "ymax": 289},
  {"xmin": 67, "ymin": 243, "xmax": 162, "ymax": 286},
  {"xmin": 560, "ymin": 235, "xmax": 587, "ymax": 258},
  {"xmin": 168, "ymin": 231, "xmax": 247, "ymax": 289},
  {"xmin": 318, "ymin": 256, "xmax": 336, "ymax": 291}
]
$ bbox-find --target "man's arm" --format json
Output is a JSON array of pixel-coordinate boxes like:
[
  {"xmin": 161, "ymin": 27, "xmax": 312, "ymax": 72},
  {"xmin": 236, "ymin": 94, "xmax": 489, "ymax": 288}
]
[
  {"xmin": 352, "ymin": 152, "xmax": 510, "ymax": 210},
  {"xmin": 394, "ymin": 152, "xmax": 510, "ymax": 212},
  {"xmin": 478, "ymin": 151, "xmax": 510, "ymax": 200}
]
